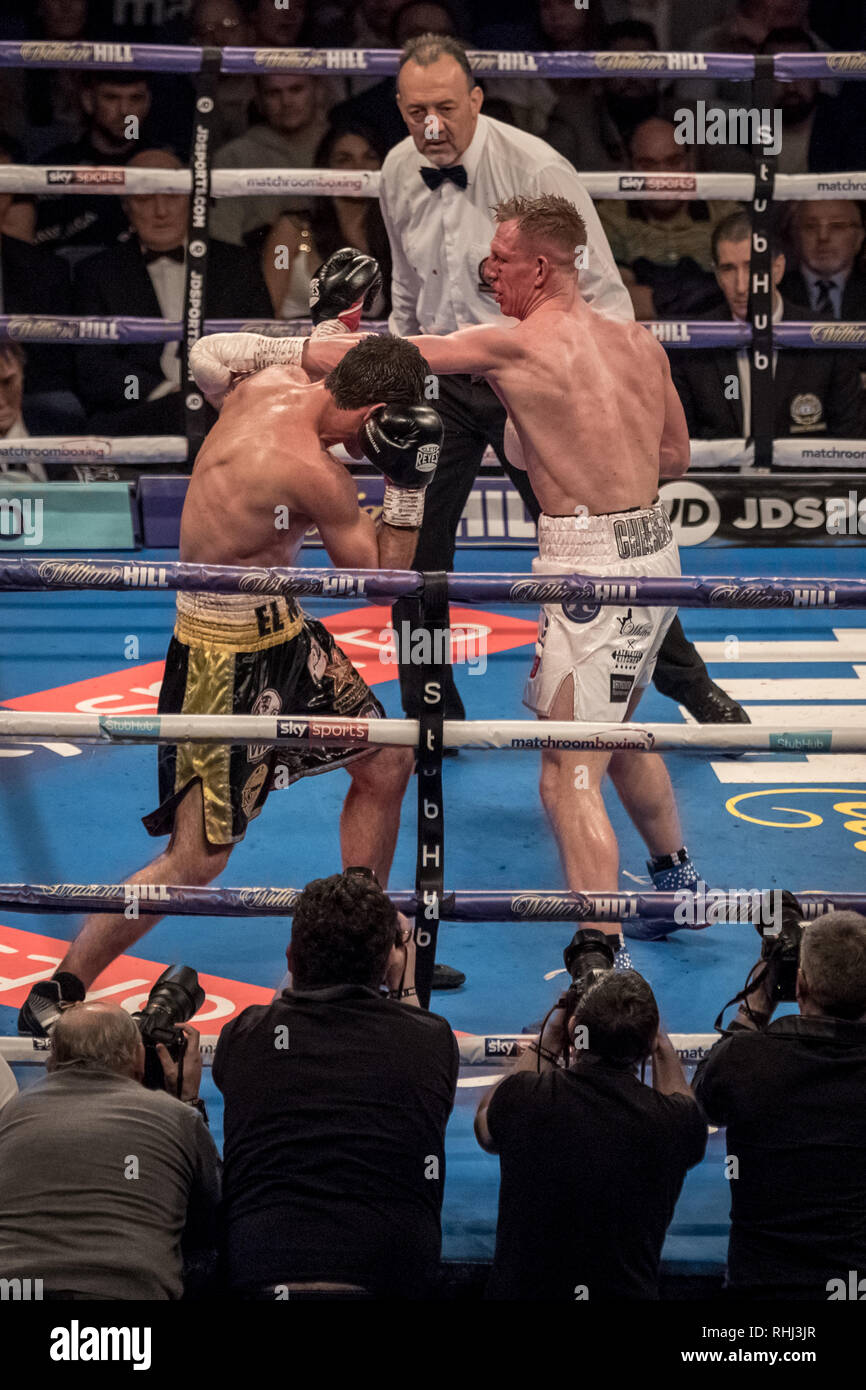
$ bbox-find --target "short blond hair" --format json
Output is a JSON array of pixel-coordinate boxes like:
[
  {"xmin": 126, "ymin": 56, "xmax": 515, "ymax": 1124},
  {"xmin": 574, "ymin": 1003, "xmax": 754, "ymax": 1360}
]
[{"xmin": 494, "ymin": 193, "xmax": 587, "ymax": 264}]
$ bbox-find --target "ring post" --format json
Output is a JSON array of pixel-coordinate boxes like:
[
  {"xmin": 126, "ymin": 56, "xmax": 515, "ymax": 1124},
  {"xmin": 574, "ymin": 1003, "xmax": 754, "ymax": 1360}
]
[{"xmin": 413, "ymin": 572, "xmax": 449, "ymax": 1008}]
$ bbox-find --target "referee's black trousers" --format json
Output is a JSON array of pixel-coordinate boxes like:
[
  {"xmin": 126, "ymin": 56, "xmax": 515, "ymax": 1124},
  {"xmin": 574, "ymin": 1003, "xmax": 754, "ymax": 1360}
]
[{"xmin": 392, "ymin": 374, "xmax": 708, "ymax": 721}]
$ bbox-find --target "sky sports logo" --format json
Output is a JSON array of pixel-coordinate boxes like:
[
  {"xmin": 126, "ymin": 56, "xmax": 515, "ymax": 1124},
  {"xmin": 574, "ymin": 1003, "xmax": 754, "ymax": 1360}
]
[{"xmin": 46, "ymin": 169, "xmax": 125, "ymax": 185}]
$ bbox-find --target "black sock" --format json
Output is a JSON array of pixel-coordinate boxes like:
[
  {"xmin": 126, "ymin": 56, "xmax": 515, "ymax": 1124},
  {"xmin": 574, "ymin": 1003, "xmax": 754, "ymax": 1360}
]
[
  {"xmin": 648, "ymin": 846, "xmax": 689, "ymax": 875},
  {"xmin": 52, "ymin": 971, "xmax": 86, "ymax": 1003}
]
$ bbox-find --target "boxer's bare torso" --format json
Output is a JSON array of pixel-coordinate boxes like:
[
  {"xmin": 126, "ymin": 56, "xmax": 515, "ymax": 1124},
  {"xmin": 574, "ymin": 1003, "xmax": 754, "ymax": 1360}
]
[
  {"xmin": 408, "ymin": 295, "xmax": 688, "ymax": 516},
  {"xmin": 181, "ymin": 367, "xmax": 361, "ymax": 568}
]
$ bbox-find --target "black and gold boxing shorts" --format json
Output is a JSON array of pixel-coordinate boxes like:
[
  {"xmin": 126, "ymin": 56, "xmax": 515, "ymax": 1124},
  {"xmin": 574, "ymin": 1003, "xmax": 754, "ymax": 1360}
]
[{"xmin": 142, "ymin": 591, "xmax": 385, "ymax": 846}]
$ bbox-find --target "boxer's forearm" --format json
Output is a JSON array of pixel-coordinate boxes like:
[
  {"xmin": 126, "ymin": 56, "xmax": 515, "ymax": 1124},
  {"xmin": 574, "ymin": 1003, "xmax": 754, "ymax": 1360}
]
[{"xmin": 375, "ymin": 519, "xmax": 418, "ymax": 572}]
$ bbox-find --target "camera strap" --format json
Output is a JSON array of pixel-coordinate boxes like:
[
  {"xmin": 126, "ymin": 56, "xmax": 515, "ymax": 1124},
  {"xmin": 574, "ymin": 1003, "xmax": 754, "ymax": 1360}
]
[
  {"xmin": 175, "ymin": 1032, "xmax": 187, "ymax": 1100},
  {"xmin": 713, "ymin": 960, "xmax": 773, "ymax": 1034}
]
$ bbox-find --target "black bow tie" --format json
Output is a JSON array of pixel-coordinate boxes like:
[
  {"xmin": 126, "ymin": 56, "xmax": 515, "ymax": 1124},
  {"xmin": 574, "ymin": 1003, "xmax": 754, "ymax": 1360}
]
[
  {"xmin": 143, "ymin": 245, "xmax": 185, "ymax": 264},
  {"xmin": 420, "ymin": 164, "xmax": 468, "ymax": 192}
]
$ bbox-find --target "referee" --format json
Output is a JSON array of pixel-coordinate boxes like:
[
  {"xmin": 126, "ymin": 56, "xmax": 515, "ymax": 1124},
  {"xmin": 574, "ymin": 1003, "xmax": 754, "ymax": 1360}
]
[{"xmin": 380, "ymin": 33, "xmax": 747, "ymax": 729}]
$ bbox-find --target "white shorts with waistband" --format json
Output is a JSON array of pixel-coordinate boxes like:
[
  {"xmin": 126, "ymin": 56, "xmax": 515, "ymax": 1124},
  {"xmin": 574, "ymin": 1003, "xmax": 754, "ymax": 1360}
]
[{"xmin": 523, "ymin": 506, "xmax": 679, "ymax": 723}]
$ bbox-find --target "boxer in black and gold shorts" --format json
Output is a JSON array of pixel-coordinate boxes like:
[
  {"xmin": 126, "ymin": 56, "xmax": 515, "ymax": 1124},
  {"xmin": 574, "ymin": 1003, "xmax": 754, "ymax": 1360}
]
[{"xmin": 143, "ymin": 591, "xmax": 386, "ymax": 846}]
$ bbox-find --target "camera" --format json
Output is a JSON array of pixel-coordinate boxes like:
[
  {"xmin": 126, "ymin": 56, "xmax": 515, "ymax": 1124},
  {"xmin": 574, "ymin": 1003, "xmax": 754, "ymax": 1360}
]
[
  {"xmin": 563, "ymin": 927, "xmax": 617, "ymax": 1005},
  {"xmin": 133, "ymin": 965, "xmax": 205, "ymax": 1090},
  {"xmin": 758, "ymin": 891, "xmax": 806, "ymax": 1004}
]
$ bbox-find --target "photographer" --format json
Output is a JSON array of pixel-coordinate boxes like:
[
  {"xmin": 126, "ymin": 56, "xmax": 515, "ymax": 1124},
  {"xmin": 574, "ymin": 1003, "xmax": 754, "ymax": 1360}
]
[
  {"xmin": 694, "ymin": 907, "xmax": 866, "ymax": 1301},
  {"xmin": 213, "ymin": 871, "xmax": 459, "ymax": 1299},
  {"xmin": 0, "ymin": 1001, "xmax": 220, "ymax": 1299},
  {"xmin": 475, "ymin": 939, "xmax": 707, "ymax": 1301}
]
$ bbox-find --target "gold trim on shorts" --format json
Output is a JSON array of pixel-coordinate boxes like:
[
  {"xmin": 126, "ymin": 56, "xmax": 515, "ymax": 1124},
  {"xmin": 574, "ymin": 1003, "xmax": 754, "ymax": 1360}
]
[
  {"xmin": 174, "ymin": 590, "xmax": 304, "ymax": 653},
  {"xmin": 171, "ymin": 592, "xmax": 304, "ymax": 844}
]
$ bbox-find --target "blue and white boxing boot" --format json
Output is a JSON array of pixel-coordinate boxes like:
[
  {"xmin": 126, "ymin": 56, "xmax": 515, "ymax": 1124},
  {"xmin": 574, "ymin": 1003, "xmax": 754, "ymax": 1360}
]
[{"xmin": 623, "ymin": 847, "xmax": 704, "ymax": 942}]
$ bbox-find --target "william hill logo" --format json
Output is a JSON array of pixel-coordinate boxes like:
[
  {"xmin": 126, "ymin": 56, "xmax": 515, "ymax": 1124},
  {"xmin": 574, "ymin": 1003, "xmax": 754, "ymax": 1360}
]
[
  {"xmin": 827, "ymin": 53, "xmax": 866, "ymax": 71},
  {"xmin": 810, "ymin": 324, "xmax": 866, "ymax": 344}
]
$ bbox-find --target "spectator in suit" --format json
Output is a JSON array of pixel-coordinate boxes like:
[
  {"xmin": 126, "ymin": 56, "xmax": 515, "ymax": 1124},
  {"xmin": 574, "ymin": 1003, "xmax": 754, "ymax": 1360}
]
[
  {"xmin": 782, "ymin": 199, "xmax": 866, "ymax": 390},
  {"xmin": 596, "ymin": 116, "xmax": 742, "ymax": 320},
  {"xmin": 0, "ymin": 134, "xmax": 83, "ymax": 430},
  {"xmin": 34, "ymin": 72, "xmax": 155, "ymax": 254},
  {"xmin": 671, "ymin": 210, "xmax": 864, "ymax": 444},
  {"xmin": 71, "ymin": 148, "xmax": 272, "ymax": 439},
  {"xmin": 261, "ymin": 122, "xmax": 393, "ymax": 320},
  {"xmin": 210, "ymin": 75, "xmax": 330, "ymax": 248}
]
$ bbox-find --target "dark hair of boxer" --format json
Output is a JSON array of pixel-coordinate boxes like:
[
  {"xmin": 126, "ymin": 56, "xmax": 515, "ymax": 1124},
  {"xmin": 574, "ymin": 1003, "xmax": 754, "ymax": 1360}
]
[
  {"xmin": 290, "ymin": 872, "xmax": 400, "ymax": 990},
  {"xmin": 325, "ymin": 333, "xmax": 427, "ymax": 409}
]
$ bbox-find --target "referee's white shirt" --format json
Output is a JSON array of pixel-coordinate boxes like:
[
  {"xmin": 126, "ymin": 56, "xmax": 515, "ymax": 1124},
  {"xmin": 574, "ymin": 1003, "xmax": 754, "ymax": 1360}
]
[{"xmin": 379, "ymin": 113, "xmax": 634, "ymax": 337}]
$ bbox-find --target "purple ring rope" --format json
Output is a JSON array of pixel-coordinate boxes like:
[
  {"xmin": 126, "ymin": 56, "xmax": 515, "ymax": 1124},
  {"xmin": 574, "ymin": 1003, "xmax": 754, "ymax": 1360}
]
[
  {"xmin": 0, "ymin": 885, "xmax": 860, "ymax": 921},
  {"xmin": 2, "ymin": 558, "xmax": 865, "ymax": 609}
]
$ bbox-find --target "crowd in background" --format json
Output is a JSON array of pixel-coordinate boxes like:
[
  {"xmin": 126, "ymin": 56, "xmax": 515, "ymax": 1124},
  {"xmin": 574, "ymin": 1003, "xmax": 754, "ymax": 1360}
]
[{"xmin": 0, "ymin": 0, "xmax": 863, "ymax": 458}]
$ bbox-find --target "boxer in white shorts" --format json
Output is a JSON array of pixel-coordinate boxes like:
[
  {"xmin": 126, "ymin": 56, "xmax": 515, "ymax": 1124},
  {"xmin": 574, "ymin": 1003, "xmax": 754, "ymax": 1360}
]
[
  {"xmin": 525, "ymin": 505, "xmax": 679, "ymax": 723},
  {"xmin": 307, "ymin": 194, "xmax": 706, "ymax": 944}
]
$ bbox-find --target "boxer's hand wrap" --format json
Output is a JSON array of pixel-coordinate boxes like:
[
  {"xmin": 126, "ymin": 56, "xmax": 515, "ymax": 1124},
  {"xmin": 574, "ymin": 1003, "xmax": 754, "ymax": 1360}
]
[
  {"xmin": 190, "ymin": 332, "xmax": 305, "ymax": 406},
  {"xmin": 361, "ymin": 404, "xmax": 443, "ymax": 529},
  {"xmin": 310, "ymin": 247, "xmax": 382, "ymax": 335}
]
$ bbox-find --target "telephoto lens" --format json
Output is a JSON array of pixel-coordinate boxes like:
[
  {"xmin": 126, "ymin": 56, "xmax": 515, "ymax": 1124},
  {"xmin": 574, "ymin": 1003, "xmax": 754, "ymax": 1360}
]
[
  {"xmin": 134, "ymin": 965, "xmax": 205, "ymax": 1089},
  {"xmin": 563, "ymin": 928, "xmax": 617, "ymax": 1001}
]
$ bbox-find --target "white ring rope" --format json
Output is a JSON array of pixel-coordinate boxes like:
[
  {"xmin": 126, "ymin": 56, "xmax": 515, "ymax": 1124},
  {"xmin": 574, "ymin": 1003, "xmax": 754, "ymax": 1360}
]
[{"xmin": 0, "ymin": 711, "xmax": 859, "ymax": 754}]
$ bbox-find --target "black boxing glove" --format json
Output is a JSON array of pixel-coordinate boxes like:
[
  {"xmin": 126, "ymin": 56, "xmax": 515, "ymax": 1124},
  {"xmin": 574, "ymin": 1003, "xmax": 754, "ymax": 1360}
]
[
  {"xmin": 361, "ymin": 404, "xmax": 443, "ymax": 528},
  {"xmin": 310, "ymin": 247, "xmax": 382, "ymax": 335}
]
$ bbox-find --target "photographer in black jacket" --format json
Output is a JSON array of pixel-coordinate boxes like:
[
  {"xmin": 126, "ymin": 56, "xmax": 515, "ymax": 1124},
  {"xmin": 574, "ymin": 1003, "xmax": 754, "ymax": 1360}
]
[
  {"xmin": 694, "ymin": 906, "xmax": 866, "ymax": 1300},
  {"xmin": 476, "ymin": 937, "xmax": 706, "ymax": 1300},
  {"xmin": 214, "ymin": 870, "xmax": 459, "ymax": 1299}
]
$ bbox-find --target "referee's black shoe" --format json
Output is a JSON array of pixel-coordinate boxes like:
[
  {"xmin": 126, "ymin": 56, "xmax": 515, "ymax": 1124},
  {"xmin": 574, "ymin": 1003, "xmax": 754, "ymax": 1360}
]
[{"xmin": 682, "ymin": 682, "xmax": 750, "ymax": 725}]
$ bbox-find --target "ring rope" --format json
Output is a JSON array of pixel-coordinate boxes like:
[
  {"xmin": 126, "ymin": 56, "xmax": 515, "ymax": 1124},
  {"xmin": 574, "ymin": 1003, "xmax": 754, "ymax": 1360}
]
[
  {"xmin": 2, "ymin": 313, "xmax": 864, "ymax": 349},
  {"xmin": 0, "ymin": 884, "xmax": 858, "ymax": 920},
  {"xmin": 1, "ymin": 558, "xmax": 864, "ymax": 607},
  {"xmin": 0, "ymin": 1032, "xmax": 720, "ymax": 1068},
  {"xmin": 2, "ymin": 436, "xmax": 862, "ymax": 470},
  {"xmin": 0, "ymin": 712, "xmax": 858, "ymax": 754}
]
